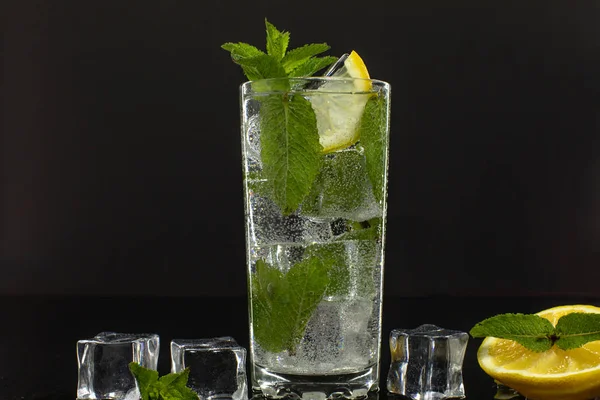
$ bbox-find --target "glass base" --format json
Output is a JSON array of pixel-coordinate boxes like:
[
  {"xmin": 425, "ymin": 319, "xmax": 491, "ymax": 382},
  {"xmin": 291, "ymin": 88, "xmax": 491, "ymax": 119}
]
[{"xmin": 251, "ymin": 363, "xmax": 379, "ymax": 400}]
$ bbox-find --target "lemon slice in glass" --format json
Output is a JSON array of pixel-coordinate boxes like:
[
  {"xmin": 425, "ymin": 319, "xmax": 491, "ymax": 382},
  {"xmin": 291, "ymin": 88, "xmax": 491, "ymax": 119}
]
[
  {"xmin": 311, "ymin": 50, "xmax": 372, "ymax": 153},
  {"xmin": 477, "ymin": 304, "xmax": 600, "ymax": 400}
]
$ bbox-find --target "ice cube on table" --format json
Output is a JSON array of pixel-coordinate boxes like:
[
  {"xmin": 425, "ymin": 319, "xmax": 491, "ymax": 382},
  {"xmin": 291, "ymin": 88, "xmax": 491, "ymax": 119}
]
[
  {"xmin": 386, "ymin": 324, "xmax": 468, "ymax": 400},
  {"xmin": 171, "ymin": 336, "xmax": 248, "ymax": 400},
  {"xmin": 77, "ymin": 331, "xmax": 160, "ymax": 400}
]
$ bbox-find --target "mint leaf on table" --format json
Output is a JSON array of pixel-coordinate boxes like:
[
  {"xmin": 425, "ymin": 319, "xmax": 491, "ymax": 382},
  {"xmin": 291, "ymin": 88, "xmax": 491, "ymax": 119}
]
[
  {"xmin": 358, "ymin": 95, "xmax": 388, "ymax": 204},
  {"xmin": 259, "ymin": 94, "xmax": 322, "ymax": 214},
  {"xmin": 252, "ymin": 253, "xmax": 334, "ymax": 354},
  {"xmin": 129, "ymin": 362, "xmax": 159, "ymax": 399},
  {"xmin": 554, "ymin": 313, "xmax": 600, "ymax": 350},
  {"xmin": 128, "ymin": 362, "xmax": 197, "ymax": 400}
]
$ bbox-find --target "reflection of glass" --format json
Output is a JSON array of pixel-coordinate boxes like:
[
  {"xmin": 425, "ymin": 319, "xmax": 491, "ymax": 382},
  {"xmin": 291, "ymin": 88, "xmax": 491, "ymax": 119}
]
[{"xmin": 240, "ymin": 77, "xmax": 391, "ymax": 399}]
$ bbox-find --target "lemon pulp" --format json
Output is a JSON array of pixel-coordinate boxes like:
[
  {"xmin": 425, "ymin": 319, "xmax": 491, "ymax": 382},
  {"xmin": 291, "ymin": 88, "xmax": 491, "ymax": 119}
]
[{"xmin": 477, "ymin": 304, "xmax": 600, "ymax": 400}]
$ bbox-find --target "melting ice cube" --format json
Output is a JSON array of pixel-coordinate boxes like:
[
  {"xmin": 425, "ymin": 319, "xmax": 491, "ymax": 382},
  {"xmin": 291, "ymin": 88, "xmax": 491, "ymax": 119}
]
[
  {"xmin": 171, "ymin": 336, "xmax": 247, "ymax": 400},
  {"xmin": 76, "ymin": 332, "xmax": 159, "ymax": 400},
  {"xmin": 386, "ymin": 324, "xmax": 468, "ymax": 400}
]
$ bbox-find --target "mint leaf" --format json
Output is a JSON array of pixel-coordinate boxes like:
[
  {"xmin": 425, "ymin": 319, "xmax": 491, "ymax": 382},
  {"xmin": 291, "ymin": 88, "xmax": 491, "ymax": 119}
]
[
  {"xmin": 282, "ymin": 251, "xmax": 333, "ymax": 351},
  {"xmin": 223, "ymin": 20, "xmax": 337, "ymax": 210},
  {"xmin": 222, "ymin": 20, "xmax": 333, "ymax": 81},
  {"xmin": 221, "ymin": 42, "xmax": 265, "ymax": 61},
  {"xmin": 251, "ymin": 253, "xmax": 333, "ymax": 353},
  {"xmin": 238, "ymin": 54, "xmax": 287, "ymax": 81},
  {"xmin": 157, "ymin": 367, "xmax": 189, "ymax": 387},
  {"xmin": 282, "ymin": 43, "xmax": 331, "ymax": 73},
  {"xmin": 470, "ymin": 313, "xmax": 556, "ymax": 352},
  {"xmin": 265, "ymin": 19, "xmax": 290, "ymax": 61},
  {"xmin": 301, "ymin": 150, "xmax": 377, "ymax": 218},
  {"xmin": 307, "ymin": 243, "xmax": 346, "ymax": 297},
  {"xmin": 129, "ymin": 362, "xmax": 159, "ymax": 400},
  {"xmin": 221, "ymin": 43, "xmax": 277, "ymax": 82},
  {"xmin": 156, "ymin": 368, "xmax": 198, "ymax": 400},
  {"xmin": 259, "ymin": 93, "xmax": 322, "ymax": 214},
  {"xmin": 317, "ymin": 240, "xmax": 379, "ymax": 298},
  {"xmin": 288, "ymin": 56, "xmax": 338, "ymax": 78},
  {"xmin": 128, "ymin": 362, "xmax": 197, "ymax": 400},
  {"xmin": 251, "ymin": 259, "xmax": 287, "ymax": 352},
  {"xmin": 359, "ymin": 95, "xmax": 389, "ymax": 204},
  {"xmin": 222, "ymin": 20, "xmax": 334, "ymax": 80},
  {"xmin": 555, "ymin": 313, "xmax": 600, "ymax": 350}
]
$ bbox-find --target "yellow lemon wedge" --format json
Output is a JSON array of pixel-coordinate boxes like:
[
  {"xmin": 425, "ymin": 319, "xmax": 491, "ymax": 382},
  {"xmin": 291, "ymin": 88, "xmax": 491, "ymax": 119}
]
[
  {"xmin": 311, "ymin": 50, "xmax": 373, "ymax": 153},
  {"xmin": 332, "ymin": 50, "xmax": 372, "ymax": 91},
  {"xmin": 477, "ymin": 304, "xmax": 600, "ymax": 400}
]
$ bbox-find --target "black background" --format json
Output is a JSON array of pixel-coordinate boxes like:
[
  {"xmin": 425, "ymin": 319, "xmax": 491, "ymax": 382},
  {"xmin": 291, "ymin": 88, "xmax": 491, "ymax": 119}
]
[{"xmin": 4, "ymin": 1, "xmax": 600, "ymax": 297}]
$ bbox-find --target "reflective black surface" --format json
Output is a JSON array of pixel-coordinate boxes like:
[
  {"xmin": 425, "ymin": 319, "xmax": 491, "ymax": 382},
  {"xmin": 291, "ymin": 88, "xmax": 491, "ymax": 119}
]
[{"xmin": 2, "ymin": 295, "xmax": 598, "ymax": 400}]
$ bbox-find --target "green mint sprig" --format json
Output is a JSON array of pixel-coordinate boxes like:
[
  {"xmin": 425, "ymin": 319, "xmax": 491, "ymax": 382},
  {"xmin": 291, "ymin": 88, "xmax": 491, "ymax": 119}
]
[
  {"xmin": 259, "ymin": 94, "xmax": 322, "ymax": 215},
  {"xmin": 128, "ymin": 362, "xmax": 198, "ymax": 400},
  {"xmin": 221, "ymin": 19, "xmax": 337, "ymax": 81},
  {"xmin": 470, "ymin": 312, "xmax": 600, "ymax": 352},
  {"xmin": 222, "ymin": 19, "xmax": 337, "ymax": 214}
]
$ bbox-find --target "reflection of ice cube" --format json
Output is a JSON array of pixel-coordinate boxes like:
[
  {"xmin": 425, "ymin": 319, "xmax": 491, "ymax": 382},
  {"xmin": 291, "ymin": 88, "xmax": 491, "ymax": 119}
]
[
  {"xmin": 387, "ymin": 324, "xmax": 468, "ymax": 400},
  {"xmin": 170, "ymin": 337, "xmax": 247, "ymax": 400},
  {"xmin": 77, "ymin": 332, "xmax": 160, "ymax": 400},
  {"xmin": 248, "ymin": 195, "xmax": 332, "ymax": 245}
]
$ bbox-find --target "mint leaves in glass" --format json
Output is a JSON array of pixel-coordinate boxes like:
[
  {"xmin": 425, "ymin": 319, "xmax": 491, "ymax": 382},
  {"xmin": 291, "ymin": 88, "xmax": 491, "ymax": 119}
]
[{"xmin": 226, "ymin": 19, "xmax": 391, "ymax": 399}]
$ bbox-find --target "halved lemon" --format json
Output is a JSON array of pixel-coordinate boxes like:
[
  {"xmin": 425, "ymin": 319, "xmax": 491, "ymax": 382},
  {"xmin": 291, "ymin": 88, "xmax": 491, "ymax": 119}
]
[
  {"xmin": 477, "ymin": 304, "xmax": 600, "ymax": 400},
  {"xmin": 312, "ymin": 50, "xmax": 372, "ymax": 153}
]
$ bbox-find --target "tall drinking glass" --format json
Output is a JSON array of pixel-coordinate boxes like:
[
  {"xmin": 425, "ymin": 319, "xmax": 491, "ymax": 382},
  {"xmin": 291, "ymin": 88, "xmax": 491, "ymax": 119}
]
[{"xmin": 240, "ymin": 77, "xmax": 391, "ymax": 399}]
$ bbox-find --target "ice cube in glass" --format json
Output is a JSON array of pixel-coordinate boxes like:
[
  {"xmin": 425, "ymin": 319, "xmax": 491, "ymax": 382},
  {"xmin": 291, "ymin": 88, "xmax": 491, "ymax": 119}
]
[
  {"xmin": 77, "ymin": 331, "xmax": 160, "ymax": 400},
  {"xmin": 386, "ymin": 324, "xmax": 468, "ymax": 400},
  {"xmin": 170, "ymin": 336, "xmax": 247, "ymax": 400}
]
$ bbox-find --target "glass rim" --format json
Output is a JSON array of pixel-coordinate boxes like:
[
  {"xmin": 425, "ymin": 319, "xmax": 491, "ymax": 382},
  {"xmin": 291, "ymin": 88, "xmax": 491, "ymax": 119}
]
[{"xmin": 240, "ymin": 77, "xmax": 390, "ymax": 95}]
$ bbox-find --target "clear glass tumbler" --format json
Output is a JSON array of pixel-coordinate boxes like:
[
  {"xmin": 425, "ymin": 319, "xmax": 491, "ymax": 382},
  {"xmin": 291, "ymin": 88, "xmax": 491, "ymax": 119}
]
[{"xmin": 240, "ymin": 77, "xmax": 391, "ymax": 399}]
